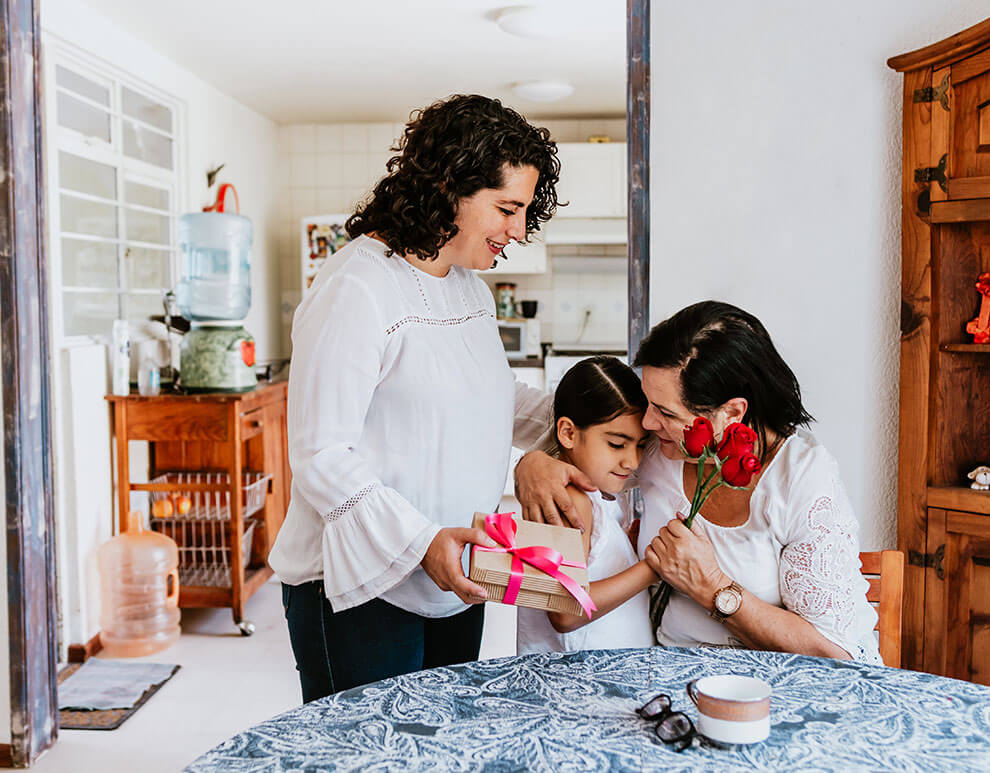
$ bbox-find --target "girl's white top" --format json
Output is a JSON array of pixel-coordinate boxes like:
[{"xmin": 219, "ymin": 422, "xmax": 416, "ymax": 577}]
[
  {"xmin": 268, "ymin": 236, "xmax": 551, "ymax": 617},
  {"xmin": 637, "ymin": 430, "xmax": 882, "ymax": 664},
  {"xmin": 516, "ymin": 490, "xmax": 654, "ymax": 654}
]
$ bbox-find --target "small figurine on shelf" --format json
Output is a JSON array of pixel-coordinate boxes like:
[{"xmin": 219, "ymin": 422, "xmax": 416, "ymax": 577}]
[
  {"xmin": 965, "ymin": 272, "xmax": 990, "ymax": 344},
  {"xmin": 968, "ymin": 466, "xmax": 990, "ymax": 491}
]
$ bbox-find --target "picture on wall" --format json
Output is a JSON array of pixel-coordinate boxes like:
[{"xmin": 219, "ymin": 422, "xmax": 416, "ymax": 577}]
[{"xmin": 301, "ymin": 214, "xmax": 352, "ymax": 290}]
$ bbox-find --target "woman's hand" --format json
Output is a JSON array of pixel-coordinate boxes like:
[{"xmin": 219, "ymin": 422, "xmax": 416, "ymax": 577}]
[
  {"xmin": 644, "ymin": 515, "xmax": 729, "ymax": 609},
  {"xmin": 421, "ymin": 527, "xmax": 497, "ymax": 605},
  {"xmin": 514, "ymin": 450, "xmax": 596, "ymax": 530}
]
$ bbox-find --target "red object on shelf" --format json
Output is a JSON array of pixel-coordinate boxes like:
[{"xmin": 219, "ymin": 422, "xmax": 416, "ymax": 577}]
[
  {"xmin": 202, "ymin": 182, "xmax": 240, "ymax": 214},
  {"xmin": 965, "ymin": 272, "xmax": 990, "ymax": 344}
]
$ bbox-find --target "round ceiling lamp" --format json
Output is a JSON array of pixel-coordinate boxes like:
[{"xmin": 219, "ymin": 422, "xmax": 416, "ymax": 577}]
[
  {"xmin": 496, "ymin": 6, "xmax": 562, "ymax": 39},
  {"xmin": 511, "ymin": 80, "xmax": 575, "ymax": 103}
]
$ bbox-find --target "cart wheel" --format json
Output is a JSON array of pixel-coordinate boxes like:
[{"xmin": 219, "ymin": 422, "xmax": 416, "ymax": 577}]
[{"xmin": 238, "ymin": 620, "xmax": 256, "ymax": 636}]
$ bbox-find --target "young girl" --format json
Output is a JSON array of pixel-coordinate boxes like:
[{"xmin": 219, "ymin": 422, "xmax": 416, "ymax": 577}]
[{"xmin": 516, "ymin": 356, "xmax": 657, "ymax": 654}]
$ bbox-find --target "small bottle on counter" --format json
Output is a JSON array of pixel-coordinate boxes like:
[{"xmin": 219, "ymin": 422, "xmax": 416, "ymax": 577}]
[{"xmin": 111, "ymin": 320, "xmax": 131, "ymax": 396}]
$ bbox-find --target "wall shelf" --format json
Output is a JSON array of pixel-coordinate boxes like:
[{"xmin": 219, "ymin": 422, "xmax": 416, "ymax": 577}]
[
  {"xmin": 940, "ymin": 343, "xmax": 990, "ymax": 353},
  {"xmin": 928, "ymin": 486, "xmax": 990, "ymax": 516}
]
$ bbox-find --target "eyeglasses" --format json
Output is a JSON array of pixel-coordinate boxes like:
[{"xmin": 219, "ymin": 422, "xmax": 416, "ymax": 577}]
[{"xmin": 637, "ymin": 693, "xmax": 697, "ymax": 752}]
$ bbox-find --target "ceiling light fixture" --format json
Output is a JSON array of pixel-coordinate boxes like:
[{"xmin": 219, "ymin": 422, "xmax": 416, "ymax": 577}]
[
  {"xmin": 496, "ymin": 6, "xmax": 561, "ymax": 40},
  {"xmin": 511, "ymin": 80, "xmax": 575, "ymax": 103}
]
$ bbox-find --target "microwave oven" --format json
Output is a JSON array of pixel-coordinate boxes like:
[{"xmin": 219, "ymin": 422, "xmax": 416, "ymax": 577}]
[{"xmin": 497, "ymin": 319, "xmax": 541, "ymax": 359}]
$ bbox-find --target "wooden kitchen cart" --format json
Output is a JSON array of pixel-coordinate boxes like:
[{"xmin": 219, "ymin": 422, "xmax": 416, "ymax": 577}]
[
  {"xmin": 889, "ymin": 17, "xmax": 990, "ymax": 682},
  {"xmin": 107, "ymin": 382, "xmax": 290, "ymax": 634}
]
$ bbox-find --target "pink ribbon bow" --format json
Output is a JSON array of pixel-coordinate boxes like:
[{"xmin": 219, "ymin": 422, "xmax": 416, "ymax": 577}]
[{"xmin": 475, "ymin": 512, "xmax": 597, "ymax": 618}]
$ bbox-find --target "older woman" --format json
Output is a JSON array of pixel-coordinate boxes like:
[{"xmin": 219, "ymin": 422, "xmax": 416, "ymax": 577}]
[{"xmin": 516, "ymin": 301, "xmax": 881, "ymax": 663}]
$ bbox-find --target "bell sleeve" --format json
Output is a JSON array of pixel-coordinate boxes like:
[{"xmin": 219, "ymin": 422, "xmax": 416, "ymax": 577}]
[
  {"xmin": 287, "ymin": 270, "xmax": 439, "ymax": 611},
  {"xmin": 777, "ymin": 456, "xmax": 868, "ymax": 658}
]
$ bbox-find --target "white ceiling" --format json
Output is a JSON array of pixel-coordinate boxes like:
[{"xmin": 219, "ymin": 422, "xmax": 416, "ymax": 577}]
[{"xmin": 80, "ymin": 0, "xmax": 627, "ymax": 124}]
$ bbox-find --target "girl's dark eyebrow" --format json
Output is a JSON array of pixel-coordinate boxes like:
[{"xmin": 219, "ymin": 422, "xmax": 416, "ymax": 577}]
[{"xmin": 605, "ymin": 431, "xmax": 637, "ymax": 441}]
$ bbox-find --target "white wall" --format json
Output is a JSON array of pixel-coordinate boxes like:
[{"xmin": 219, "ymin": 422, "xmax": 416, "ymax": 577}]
[
  {"xmin": 650, "ymin": 1, "xmax": 989, "ymax": 550},
  {"xmin": 41, "ymin": 0, "xmax": 282, "ymax": 653}
]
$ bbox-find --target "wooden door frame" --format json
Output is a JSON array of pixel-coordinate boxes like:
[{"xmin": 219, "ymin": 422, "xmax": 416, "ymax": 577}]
[
  {"xmin": 627, "ymin": 0, "xmax": 649, "ymax": 353},
  {"xmin": 0, "ymin": 0, "xmax": 60, "ymax": 765}
]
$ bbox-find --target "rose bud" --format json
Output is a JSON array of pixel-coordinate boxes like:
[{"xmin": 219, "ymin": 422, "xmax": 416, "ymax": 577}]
[
  {"xmin": 682, "ymin": 417, "xmax": 716, "ymax": 457},
  {"xmin": 716, "ymin": 422, "xmax": 758, "ymax": 460},
  {"xmin": 721, "ymin": 452, "xmax": 762, "ymax": 487}
]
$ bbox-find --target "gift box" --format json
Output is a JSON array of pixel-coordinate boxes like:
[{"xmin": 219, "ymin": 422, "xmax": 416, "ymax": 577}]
[{"xmin": 469, "ymin": 512, "xmax": 592, "ymax": 617}]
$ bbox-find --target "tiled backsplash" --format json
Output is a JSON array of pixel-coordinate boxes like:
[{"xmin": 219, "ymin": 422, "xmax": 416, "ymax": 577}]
[{"xmin": 278, "ymin": 117, "xmax": 626, "ymax": 352}]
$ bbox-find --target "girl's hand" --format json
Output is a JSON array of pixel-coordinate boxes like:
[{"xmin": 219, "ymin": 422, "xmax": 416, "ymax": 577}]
[
  {"xmin": 644, "ymin": 515, "xmax": 729, "ymax": 609},
  {"xmin": 421, "ymin": 527, "xmax": 496, "ymax": 604},
  {"xmin": 514, "ymin": 451, "xmax": 595, "ymax": 530}
]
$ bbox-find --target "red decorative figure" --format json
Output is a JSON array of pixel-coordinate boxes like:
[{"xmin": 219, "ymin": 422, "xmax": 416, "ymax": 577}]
[{"xmin": 966, "ymin": 273, "xmax": 990, "ymax": 344}]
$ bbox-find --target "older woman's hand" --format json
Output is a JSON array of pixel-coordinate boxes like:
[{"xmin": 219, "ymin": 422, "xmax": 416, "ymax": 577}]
[
  {"xmin": 514, "ymin": 450, "xmax": 595, "ymax": 530},
  {"xmin": 644, "ymin": 515, "xmax": 729, "ymax": 609}
]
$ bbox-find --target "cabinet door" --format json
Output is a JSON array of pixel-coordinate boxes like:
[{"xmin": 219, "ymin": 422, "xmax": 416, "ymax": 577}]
[
  {"xmin": 925, "ymin": 508, "xmax": 990, "ymax": 684},
  {"xmin": 946, "ymin": 48, "xmax": 990, "ymax": 199},
  {"xmin": 555, "ymin": 143, "xmax": 626, "ymax": 218}
]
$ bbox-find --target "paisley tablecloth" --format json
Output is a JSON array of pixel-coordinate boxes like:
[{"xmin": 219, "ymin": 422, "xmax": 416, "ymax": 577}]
[{"xmin": 186, "ymin": 647, "xmax": 990, "ymax": 771}]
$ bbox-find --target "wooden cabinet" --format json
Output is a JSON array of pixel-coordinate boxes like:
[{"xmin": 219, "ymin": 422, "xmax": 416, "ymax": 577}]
[
  {"xmin": 107, "ymin": 382, "xmax": 290, "ymax": 633},
  {"xmin": 889, "ymin": 18, "xmax": 990, "ymax": 682},
  {"xmin": 554, "ymin": 142, "xmax": 627, "ymax": 218}
]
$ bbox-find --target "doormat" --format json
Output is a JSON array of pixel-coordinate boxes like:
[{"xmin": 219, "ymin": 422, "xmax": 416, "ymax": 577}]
[{"xmin": 57, "ymin": 661, "xmax": 181, "ymax": 730}]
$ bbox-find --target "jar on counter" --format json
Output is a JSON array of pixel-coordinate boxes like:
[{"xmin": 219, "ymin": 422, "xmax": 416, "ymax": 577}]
[{"xmin": 495, "ymin": 282, "xmax": 517, "ymax": 319}]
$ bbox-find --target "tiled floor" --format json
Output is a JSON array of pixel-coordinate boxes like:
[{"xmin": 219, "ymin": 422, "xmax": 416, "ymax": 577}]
[{"xmin": 35, "ymin": 574, "xmax": 518, "ymax": 772}]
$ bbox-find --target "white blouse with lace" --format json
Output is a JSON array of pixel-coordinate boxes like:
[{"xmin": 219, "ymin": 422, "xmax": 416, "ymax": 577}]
[
  {"xmin": 268, "ymin": 235, "xmax": 552, "ymax": 617},
  {"xmin": 637, "ymin": 430, "xmax": 882, "ymax": 664}
]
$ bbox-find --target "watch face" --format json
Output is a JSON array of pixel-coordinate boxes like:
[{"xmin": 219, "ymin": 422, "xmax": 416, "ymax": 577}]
[{"xmin": 715, "ymin": 589, "xmax": 741, "ymax": 615}]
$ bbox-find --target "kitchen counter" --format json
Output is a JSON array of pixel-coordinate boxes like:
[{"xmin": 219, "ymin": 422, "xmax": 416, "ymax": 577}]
[{"xmin": 507, "ymin": 356, "xmax": 544, "ymax": 369}]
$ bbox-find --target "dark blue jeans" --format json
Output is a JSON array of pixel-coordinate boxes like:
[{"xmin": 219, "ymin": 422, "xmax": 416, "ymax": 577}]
[{"xmin": 281, "ymin": 581, "xmax": 485, "ymax": 703}]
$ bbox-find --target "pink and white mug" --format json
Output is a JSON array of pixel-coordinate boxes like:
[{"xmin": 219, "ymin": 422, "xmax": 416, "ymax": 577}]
[{"xmin": 686, "ymin": 674, "xmax": 771, "ymax": 744}]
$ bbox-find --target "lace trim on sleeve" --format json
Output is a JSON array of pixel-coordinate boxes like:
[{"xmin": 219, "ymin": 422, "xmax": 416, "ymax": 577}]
[
  {"xmin": 779, "ymin": 493, "xmax": 859, "ymax": 644},
  {"xmin": 323, "ymin": 483, "xmax": 378, "ymax": 524}
]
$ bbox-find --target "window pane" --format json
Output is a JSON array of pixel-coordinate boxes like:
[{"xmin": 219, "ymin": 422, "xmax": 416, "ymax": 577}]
[
  {"xmin": 121, "ymin": 86, "xmax": 172, "ymax": 133},
  {"xmin": 58, "ymin": 152, "xmax": 116, "ymax": 200},
  {"xmin": 125, "ymin": 292, "xmax": 165, "ymax": 328},
  {"xmin": 60, "ymin": 194, "xmax": 117, "ymax": 238},
  {"xmin": 57, "ymin": 92, "xmax": 111, "ymax": 142},
  {"xmin": 55, "ymin": 65, "xmax": 109, "ymax": 106},
  {"xmin": 125, "ymin": 247, "xmax": 169, "ymax": 290},
  {"xmin": 62, "ymin": 238, "xmax": 118, "ymax": 289},
  {"xmin": 63, "ymin": 291, "xmax": 120, "ymax": 337},
  {"xmin": 125, "ymin": 180, "xmax": 169, "ymax": 211},
  {"xmin": 125, "ymin": 207, "xmax": 170, "ymax": 244},
  {"xmin": 122, "ymin": 120, "xmax": 173, "ymax": 169}
]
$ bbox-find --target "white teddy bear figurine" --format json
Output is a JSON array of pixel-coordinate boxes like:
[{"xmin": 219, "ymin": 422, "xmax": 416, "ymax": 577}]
[{"xmin": 968, "ymin": 465, "xmax": 990, "ymax": 491}]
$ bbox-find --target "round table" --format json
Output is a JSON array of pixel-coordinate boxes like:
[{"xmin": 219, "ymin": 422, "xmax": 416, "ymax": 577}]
[{"xmin": 186, "ymin": 647, "xmax": 990, "ymax": 771}]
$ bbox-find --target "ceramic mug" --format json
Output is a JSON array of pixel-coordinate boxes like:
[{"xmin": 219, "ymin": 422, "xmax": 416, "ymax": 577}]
[{"xmin": 686, "ymin": 675, "xmax": 771, "ymax": 745}]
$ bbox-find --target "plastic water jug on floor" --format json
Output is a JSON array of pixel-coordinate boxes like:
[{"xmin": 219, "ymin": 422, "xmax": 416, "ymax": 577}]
[{"xmin": 98, "ymin": 511, "xmax": 181, "ymax": 657}]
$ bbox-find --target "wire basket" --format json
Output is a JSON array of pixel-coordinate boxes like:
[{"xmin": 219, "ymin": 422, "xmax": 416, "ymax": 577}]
[{"xmin": 148, "ymin": 471, "xmax": 271, "ymax": 521}]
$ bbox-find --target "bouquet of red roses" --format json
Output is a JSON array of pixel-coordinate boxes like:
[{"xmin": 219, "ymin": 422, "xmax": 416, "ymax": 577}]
[{"xmin": 648, "ymin": 419, "xmax": 762, "ymax": 631}]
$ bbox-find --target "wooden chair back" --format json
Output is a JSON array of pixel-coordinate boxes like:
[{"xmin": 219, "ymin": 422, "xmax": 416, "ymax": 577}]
[{"xmin": 860, "ymin": 550, "xmax": 904, "ymax": 668}]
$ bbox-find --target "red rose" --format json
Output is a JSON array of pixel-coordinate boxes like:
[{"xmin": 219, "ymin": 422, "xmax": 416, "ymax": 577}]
[
  {"xmin": 721, "ymin": 452, "xmax": 762, "ymax": 487},
  {"xmin": 682, "ymin": 417, "xmax": 716, "ymax": 457},
  {"xmin": 716, "ymin": 422, "xmax": 757, "ymax": 460}
]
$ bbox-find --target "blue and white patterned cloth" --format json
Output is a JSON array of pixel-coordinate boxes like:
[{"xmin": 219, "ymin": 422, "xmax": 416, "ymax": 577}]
[{"xmin": 186, "ymin": 647, "xmax": 990, "ymax": 772}]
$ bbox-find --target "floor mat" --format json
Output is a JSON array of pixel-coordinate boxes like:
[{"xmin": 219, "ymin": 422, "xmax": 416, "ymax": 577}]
[{"xmin": 57, "ymin": 662, "xmax": 181, "ymax": 730}]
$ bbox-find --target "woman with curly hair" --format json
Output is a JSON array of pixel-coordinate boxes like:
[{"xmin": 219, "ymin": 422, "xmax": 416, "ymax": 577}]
[{"xmin": 269, "ymin": 94, "xmax": 580, "ymax": 701}]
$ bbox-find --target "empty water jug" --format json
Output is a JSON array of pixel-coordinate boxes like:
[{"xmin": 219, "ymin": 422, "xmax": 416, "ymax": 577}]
[
  {"xmin": 176, "ymin": 211, "xmax": 253, "ymax": 321},
  {"xmin": 98, "ymin": 511, "xmax": 181, "ymax": 657}
]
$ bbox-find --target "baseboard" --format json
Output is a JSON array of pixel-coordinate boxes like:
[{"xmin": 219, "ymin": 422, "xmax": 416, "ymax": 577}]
[{"xmin": 66, "ymin": 632, "xmax": 102, "ymax": 663}]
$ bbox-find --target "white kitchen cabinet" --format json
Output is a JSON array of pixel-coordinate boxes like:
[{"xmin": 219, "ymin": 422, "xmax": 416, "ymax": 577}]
[
  {"xmin": 554, "ymin": 142, "xmax": 627, "ymax": 219},
  {"xmin": 487, "ymin": 231, "xmax": 547, "ymax": 275}
]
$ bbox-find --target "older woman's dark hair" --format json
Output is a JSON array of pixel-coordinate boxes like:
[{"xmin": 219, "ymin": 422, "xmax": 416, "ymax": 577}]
[
  {"xmin": 633, "ymin": 301, "xmax": 813, "ymax": 461},
  {"xmin": 346, "ymin": 94, "xmax": 560, "ymax": 261},
  {"xmin": 554, "ymin": 355, "xmax": 647, "ymax": 430}
]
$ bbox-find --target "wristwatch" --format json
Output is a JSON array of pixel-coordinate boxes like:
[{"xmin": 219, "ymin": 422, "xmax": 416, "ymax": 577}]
[{"xmin": 710, "ymin": 580, "xmax": 743, "ymax": 623}]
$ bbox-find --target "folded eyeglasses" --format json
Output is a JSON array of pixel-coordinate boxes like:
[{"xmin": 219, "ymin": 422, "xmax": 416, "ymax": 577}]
[{"xmin": 636, "ymin": 693, "xmax": 697, "ymax": 752}]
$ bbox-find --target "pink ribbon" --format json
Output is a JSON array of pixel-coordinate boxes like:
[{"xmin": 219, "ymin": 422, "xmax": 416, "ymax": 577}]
[{"xmin": 475, "ymin": 512, "xmax": 597, "ymax": 618}]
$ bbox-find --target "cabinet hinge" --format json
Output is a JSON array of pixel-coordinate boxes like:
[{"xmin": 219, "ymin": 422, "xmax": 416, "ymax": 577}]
[
  {"xmin": 908, "ymin": 544, "xmax": 945, "ymax": 580},
  {"xmin": 914, "ymin": 154, "xmax": 948, "ymax": 193},
  {"xmin": 913, "ymin": 74, "xmax": 950, "ymax": 110}
]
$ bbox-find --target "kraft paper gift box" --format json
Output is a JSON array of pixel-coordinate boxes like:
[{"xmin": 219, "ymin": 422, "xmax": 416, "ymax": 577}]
[{"xmin": 469, "ymin": 512, "xmax": 591, "ymax": 617}]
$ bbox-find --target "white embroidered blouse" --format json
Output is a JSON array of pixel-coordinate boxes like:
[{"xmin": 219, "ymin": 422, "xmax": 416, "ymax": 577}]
[
  {"xmin": 637, "ymin": 430, "xmax": 882, "ymax": 664},
  {"xmin": 268, "ymin": 235, "xmax": 551, "ymax": 617}
]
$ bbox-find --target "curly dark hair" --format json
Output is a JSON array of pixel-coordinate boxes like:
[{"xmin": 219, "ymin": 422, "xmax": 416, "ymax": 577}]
[{"xmin": 345, "ymin": 94, "xmax": 560, "ymax": 260}]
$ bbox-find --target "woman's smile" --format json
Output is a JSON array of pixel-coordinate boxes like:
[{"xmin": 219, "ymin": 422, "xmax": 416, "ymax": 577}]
[{"xmin": 486, "ymin": 238, "xmax": 507, "ymax": 255}]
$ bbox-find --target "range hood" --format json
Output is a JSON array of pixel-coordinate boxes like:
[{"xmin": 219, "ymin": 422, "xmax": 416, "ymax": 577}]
[{"xmin": 543, "ymin": 218, "xmax": 626, "ymax": 245}]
